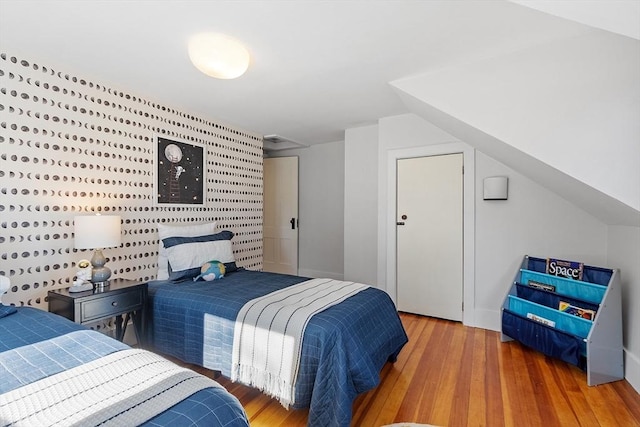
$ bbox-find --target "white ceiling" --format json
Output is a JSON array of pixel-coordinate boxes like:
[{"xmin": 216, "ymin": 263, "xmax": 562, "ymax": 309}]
[{"xmin": 0, "ymin": 0, "xmax": 637, "ymax": 146}]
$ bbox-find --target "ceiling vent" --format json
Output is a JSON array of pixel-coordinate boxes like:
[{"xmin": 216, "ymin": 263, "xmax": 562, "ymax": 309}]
[{"xmin": 263, "ymin": 134, "xmax": 307, "ymax": 151}]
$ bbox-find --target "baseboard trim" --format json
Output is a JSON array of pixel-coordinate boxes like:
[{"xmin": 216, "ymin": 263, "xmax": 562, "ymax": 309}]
[
  {"xmin": 624, "ymin": 348, "xmax": 640, "ymax": 393},
  {"xmin": 472, "ymin": 308, "xmax": 501, "ymax": 332}
]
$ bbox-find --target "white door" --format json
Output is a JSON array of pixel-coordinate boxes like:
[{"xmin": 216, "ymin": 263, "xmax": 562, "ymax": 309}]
[
  {"xmin": 263, "ymin": 157, "xmax": 298, "ymax": 275},
  {"xmin": 396, "ymin": 153, "xmax": 463, "ymax": 321}
]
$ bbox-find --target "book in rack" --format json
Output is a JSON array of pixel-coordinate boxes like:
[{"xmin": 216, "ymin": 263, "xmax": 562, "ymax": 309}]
[
  {"xmin": 546, "ymin": 257, "xmax": 584, "ymax": 280},
  {"xmin": 558, "ymin": 301, "xmax": 596, "ymax": 321}
]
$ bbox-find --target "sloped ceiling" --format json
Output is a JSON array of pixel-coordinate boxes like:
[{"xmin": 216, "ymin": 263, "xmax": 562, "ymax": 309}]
[
  {"xmin": 392, "ymin": 27, "xmax": 639, "ymax": 225},
  {"xmin": 512, "ymin": 0, "xmax": 640, "ymax": 39},
  {"xmin": 1, "ymin": 0, "xmax": 626, "ymax": 145}
]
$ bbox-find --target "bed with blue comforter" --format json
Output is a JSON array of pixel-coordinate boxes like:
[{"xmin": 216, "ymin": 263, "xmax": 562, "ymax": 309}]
[
  {"xmin": 147, "ymin": 269, "xmax": 409, "ymax": 427},
  {"xmin": 0, "ymin": 306, "xmax": 249, "ymax": 427}
]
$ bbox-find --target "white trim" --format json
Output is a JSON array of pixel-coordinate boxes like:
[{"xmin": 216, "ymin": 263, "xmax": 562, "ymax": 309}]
[
  {"xmin": 384, "ymin": 142, "xmax": 476, "ymax": 326},
  {"xmin": 474, "ymin": 308, "xmax": 501, "ymax": 332},
  {"xmin": 624, "ymin": 348, "xmax": 640, "ymax": 394}
]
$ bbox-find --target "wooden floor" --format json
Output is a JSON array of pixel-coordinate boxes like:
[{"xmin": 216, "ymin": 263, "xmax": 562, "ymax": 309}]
[{"xmin": 186, "ymin": 312, "xmax": 640, "ymax": 427}]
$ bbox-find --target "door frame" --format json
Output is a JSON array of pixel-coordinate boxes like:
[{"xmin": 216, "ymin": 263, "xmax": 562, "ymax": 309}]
[{"xmin": 385, "ymin": 142, "xmax": 476, "ymax": 326}]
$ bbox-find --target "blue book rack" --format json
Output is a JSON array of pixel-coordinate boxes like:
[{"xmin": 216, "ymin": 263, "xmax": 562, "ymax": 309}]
[{"xmin": 501, "ymin": 255, "xmax": 623, "ymax": 386}]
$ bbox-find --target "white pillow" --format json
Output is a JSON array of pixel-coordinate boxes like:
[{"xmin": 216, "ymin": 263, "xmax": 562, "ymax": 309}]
[
  {"xmin": 165, "ymin": 239, "xmax": 235, "ymax": 281},
  {"xmin": 0, "ymin": 275, "xmax": 10, "ymax": 304},
  {"xmin": 156, "ymin": 222, "xmax": 216, "ymax": 280}
]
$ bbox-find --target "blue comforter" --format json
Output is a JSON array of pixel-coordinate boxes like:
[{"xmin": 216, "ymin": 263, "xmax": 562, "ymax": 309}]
[
  {"xmin": 148, "ymin": 269, "xmax": 408, "ymax": 427},
  {"xmin": 0, "ymin": 307, "xmax": 249, "ymax": 427}
]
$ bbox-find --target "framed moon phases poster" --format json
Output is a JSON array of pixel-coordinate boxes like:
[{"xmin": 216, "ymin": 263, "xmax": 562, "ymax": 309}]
[{"xmin": 153, "ymin": 134, "xmax": 206, "ymax": 206}]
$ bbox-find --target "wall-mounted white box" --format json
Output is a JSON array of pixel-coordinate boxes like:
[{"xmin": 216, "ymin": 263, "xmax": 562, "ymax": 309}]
[{"xmin": 483, "ymin": 176, "xmax": 508, "ymax": 200}]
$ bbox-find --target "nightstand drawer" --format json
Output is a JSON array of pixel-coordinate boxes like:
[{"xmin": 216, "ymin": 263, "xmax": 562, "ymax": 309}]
[
  {"xmin": 48, "ymin": 279, "xmax": 148, "ymax": 344},
  {"xmin": 81, "ymin": 290, "xmax": 143, "ymax": 322}
]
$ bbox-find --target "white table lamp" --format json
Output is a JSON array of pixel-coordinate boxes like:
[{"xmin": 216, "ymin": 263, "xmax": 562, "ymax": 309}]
[{"xmin": 74, "ymin": 215, "xmax": 121, "ymax": 288}]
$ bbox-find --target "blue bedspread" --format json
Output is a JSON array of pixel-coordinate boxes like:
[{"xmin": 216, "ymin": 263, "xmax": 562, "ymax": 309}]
[
  {"xmin": 0, "ymin": 307, "xmax": 249, "ymax": 427},
  {"xmin": 148, "ymin": 269, "xmax": 409, "ymax": 427}
]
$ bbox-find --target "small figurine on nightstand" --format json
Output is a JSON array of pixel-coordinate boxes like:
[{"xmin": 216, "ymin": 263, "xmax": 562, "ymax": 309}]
[{"xmin": 69, "ymin": 259, "xmax": 94, "ymax": 293}]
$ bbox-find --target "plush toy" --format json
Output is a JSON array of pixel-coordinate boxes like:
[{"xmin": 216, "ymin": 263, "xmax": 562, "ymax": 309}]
[
  {"xmin": 194, "ymin": 260, "xmax": 226, "ymax": 281},
  {"xmin": 69, "ymin": 259, "xmax": 94, "ymax": 293}
]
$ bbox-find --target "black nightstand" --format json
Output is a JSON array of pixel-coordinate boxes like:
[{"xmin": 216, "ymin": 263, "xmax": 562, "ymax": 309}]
[{"xmin": 48, "ymin": 278, "xmax": 148, "ymax": 346}]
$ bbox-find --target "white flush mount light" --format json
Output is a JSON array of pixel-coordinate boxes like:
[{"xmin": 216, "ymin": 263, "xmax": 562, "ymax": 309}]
[{"xmin": 188, "ymin": 33, "xmax": 250, "ymax": 79}]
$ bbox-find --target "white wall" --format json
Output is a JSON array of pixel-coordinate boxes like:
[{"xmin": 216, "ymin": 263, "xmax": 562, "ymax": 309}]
[
  {"xmin": 474, "ymin": 151, "xmax": 608, "ymax": 329},
  {"xmin": 344, "ymin": 125, "xmax": 379, "ymax": 285},
  {"xmin": 268, "ymin": 141, "xmax": 345, "ymax": 279},
  {"xmin": 607, "ymin": 226, "xmax": 640, "ymax": 392}
]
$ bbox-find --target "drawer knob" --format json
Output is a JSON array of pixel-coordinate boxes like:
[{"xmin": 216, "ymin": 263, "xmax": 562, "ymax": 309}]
[{"xmin": 111, "ymin": 301, "xmax": 118, "ymax": 307}]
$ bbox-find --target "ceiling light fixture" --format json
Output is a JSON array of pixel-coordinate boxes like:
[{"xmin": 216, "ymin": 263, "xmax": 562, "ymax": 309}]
[{"xmin": 188, "ymin": 33, "xmax": 250, "ymax": 79}]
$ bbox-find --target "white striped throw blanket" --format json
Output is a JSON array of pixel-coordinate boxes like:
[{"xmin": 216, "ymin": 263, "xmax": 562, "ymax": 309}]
[
  {"xmin": 231, "ymin": 278, "xmax": 368, "ymax": 408},
  {"xmin": 0, "ymin": 348, "xmax": 219, "ymax": 427}
]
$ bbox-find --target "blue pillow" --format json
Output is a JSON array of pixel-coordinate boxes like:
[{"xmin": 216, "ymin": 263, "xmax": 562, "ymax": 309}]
[{"xmin": 162, "ymin": 230, "xmax": 234, "ymax": 248}]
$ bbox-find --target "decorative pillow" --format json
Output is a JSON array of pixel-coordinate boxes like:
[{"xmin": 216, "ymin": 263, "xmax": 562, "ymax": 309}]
[
  {"xmin": 156, "ymin": 221, "xmax": 216, "ymax": 280},
  {"xmin": 0, "ymin": 276, "xmax": 16, "ymax": 317},
  {"xmin": 194, "ymin": 260, "xmax": 226, "ymax": 281},
  {"xmin": 0, "ymin": 275, "xmax": 10, "ymax": 305},
  {"xmin": 163, "ymin": 230, "xmax": 236, "ymax": 281}
]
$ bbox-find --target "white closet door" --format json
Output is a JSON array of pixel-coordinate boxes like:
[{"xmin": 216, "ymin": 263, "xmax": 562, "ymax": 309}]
[
  {"xmin": 263, "ymin": 156, "xmax": 298, "ymax": 275},
  {"xmin": 396, "ymin": 153, "xmax": 463, "ymax": 321}
]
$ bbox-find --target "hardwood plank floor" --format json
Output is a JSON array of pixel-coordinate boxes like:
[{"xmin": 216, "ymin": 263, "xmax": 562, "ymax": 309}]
[{"xmin": 185, "ymin": 312, "xmax": 640, "ymax": 426}]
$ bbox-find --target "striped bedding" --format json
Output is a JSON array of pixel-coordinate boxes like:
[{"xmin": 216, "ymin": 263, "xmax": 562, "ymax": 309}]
[
  {"xmin": 0, "ymin": 307, "xmax": 249, "ymax": 427},
  {"xmin": 231, "ymin": 278, "xmax": 369, "ymax": 408},
  {"xmin": 148, "ymin": 269, "xmax": 409, "ymax": 427}
]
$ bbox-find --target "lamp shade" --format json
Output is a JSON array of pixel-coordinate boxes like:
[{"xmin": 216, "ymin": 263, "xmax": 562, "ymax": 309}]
[{"xmin": 74, "ymin": 215, "xmax": 121, "ymax": 249}]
